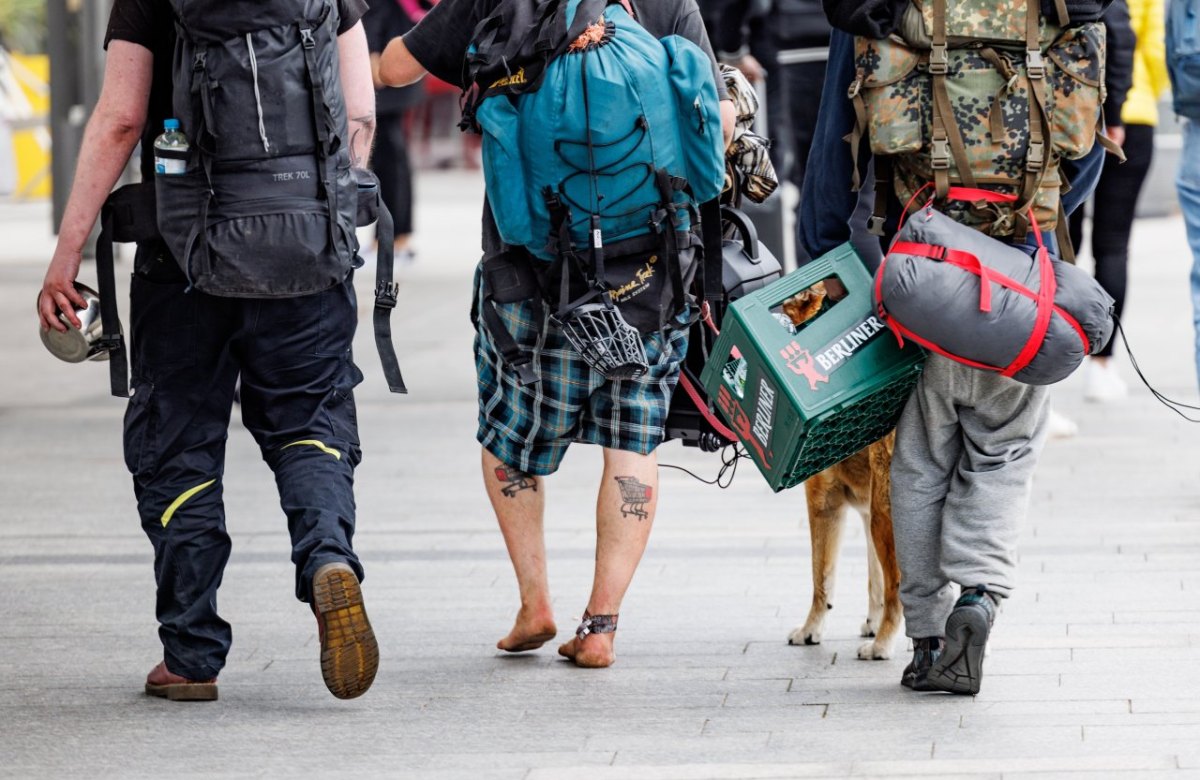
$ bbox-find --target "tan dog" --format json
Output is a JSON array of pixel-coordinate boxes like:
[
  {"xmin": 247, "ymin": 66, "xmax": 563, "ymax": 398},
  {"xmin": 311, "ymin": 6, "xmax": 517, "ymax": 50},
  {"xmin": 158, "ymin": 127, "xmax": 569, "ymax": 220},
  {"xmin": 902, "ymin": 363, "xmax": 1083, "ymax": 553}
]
[{"xmin": 778, "ymin": 282, "xmax": 904, "ymax": 660}]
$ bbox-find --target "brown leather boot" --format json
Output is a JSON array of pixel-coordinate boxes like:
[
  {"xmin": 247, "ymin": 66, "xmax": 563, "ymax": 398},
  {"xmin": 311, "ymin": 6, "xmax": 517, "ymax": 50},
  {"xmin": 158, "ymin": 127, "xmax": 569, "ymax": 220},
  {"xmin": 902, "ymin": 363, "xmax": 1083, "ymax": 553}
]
[{"xmin": 144, "ymin": 661, "xmax": 218, "ymax": 702}]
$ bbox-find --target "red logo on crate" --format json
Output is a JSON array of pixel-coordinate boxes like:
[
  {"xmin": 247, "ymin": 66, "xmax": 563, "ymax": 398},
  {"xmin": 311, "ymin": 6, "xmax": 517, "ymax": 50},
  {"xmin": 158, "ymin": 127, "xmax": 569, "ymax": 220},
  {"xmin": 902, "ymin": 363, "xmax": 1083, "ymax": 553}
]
[
  {"xmin": 781, "ymin": 342, "xmax": 830, "ymax": 391},
  {"xmin": 717, "ymin": 385, "xmax": 773, "ymax": 470}
]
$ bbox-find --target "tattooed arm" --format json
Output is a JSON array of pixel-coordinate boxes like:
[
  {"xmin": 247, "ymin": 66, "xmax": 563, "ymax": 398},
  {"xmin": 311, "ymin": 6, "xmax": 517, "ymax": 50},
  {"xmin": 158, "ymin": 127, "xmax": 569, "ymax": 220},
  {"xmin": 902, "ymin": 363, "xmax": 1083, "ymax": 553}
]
[{"xmin": 337, "ymin": 20, "xmax": 376, "ymax": 166}]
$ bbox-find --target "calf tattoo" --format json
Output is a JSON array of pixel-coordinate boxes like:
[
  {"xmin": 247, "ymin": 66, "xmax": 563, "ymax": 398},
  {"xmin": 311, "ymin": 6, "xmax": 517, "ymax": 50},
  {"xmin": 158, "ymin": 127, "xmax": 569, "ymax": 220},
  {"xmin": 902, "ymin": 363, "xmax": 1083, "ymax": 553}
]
[
  {"xmin": 495, "ymin": 466, "xmax": 537, "ymax": 498},
  {"xmin": 614, "ymin": 476, "xmax": 652, "ymax": 521}
]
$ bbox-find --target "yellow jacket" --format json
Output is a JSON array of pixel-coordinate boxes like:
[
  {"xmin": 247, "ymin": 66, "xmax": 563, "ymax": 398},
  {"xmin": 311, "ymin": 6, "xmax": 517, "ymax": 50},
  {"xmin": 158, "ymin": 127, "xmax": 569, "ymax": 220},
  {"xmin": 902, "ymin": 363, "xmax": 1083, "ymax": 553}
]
[{"xmin": 1122, "ymin": 0, "xmax": 1170, "ymax": 126}]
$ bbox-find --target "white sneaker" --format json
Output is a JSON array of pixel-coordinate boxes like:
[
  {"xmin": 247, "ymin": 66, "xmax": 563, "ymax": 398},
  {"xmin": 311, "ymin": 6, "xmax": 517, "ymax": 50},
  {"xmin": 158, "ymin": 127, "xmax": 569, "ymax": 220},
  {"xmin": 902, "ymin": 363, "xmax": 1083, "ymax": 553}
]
[
  {"xmin": 1046, "ymin": 408, "xmax": 1079, "ymax": 439},
  {"xmin": 1084, "ymin": 359, "xmax": 1128, "ymax": 403}
]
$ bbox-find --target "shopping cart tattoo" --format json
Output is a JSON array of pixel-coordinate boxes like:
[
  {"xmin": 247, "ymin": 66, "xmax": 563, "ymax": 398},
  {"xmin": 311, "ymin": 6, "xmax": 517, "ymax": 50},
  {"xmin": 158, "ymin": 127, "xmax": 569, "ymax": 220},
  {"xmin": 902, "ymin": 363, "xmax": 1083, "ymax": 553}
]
[
  {"xmin": 495, "ymin": 466, "xmax": 537, "ymax": 498},
  {"xmin": 614, "ymin": 476, "xmax": 653, "ymax": 521}
]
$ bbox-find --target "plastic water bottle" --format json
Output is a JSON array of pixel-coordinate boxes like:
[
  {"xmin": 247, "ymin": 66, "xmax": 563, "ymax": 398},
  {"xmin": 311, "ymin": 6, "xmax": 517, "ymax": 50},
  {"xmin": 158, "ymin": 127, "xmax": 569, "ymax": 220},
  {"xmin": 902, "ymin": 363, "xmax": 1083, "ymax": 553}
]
[{"xmin": 153, "ymin": 119, "xmax": 188, "ymax": 175}]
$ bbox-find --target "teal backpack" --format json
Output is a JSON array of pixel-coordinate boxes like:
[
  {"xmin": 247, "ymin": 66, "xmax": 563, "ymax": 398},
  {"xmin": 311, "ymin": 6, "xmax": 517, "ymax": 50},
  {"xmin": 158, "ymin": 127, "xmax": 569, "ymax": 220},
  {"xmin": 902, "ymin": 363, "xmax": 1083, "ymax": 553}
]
[{"xmin": 462, "ymin": 0, "xmax": 726, "ymax": 384}]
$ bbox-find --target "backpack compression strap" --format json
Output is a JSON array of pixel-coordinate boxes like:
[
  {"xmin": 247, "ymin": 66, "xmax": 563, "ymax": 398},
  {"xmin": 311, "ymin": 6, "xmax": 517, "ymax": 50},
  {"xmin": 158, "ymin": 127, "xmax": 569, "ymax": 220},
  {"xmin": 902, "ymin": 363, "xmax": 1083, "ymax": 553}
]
[
  {"xmin": 96, "ymin": 207, "xmax": 129, "ymax": 399},
  {"xmin": 372, "ymin": 194, "xmax": 408, "ymax": 394},
  {"xmin": 95, "ymin": 183, "xmax": 159, "ymax": 399}
]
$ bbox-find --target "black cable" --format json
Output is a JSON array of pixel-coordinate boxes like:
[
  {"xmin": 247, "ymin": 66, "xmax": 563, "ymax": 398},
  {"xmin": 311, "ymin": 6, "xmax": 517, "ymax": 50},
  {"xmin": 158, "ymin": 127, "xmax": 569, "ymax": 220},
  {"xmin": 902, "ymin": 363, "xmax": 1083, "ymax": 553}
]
[
  {"xmin": 1114, "ymin": 316, "xmax": 1200, "ymax": 423},
  {"xmin": 659, "ymin": 444, "xmax": 746, "ymax": 488}
]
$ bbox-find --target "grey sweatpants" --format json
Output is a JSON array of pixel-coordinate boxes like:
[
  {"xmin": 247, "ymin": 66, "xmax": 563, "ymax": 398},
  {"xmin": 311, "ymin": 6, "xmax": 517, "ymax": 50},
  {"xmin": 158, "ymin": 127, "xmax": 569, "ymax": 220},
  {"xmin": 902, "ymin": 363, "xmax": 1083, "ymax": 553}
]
[{"xmin": 891, "ymin": 355, "xmax": 1050, "ymax": 639}]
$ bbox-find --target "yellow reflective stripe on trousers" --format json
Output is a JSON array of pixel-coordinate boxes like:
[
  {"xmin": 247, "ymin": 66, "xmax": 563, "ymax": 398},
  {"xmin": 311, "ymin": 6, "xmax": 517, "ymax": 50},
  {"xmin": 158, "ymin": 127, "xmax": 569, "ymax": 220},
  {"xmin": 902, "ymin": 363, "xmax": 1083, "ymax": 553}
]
[
  {"xmin": 161, "ymin": 479, "xmax": 217, "ymax": 528},
  {"xmin": 282, "ymin": 439, "xmax": 342, "ymax": 460}
]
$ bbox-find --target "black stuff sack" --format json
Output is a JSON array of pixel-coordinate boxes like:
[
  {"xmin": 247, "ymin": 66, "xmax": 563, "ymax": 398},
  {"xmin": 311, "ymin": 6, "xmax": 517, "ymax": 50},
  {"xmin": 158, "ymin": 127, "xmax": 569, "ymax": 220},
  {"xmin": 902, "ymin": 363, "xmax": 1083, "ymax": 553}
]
[{"xmin": 874, "ymin": 189, "xmax": 1114, "ymax": 386}]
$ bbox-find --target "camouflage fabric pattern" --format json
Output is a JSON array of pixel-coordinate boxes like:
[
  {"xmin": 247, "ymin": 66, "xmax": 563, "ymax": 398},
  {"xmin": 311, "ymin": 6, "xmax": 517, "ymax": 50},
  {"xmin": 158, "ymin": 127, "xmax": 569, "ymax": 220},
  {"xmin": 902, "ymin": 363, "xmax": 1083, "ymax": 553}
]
[
  {"xmin": 1047, "ymin": 23, "xmax": 1106, "ymax": 159},
  {"xmin": 914, "ymin": 0, "xmax": 1059, "ymax": 45},
  {"xmin": 853, "ymin": 13, "xmax": 1105, "ymax": 236}
]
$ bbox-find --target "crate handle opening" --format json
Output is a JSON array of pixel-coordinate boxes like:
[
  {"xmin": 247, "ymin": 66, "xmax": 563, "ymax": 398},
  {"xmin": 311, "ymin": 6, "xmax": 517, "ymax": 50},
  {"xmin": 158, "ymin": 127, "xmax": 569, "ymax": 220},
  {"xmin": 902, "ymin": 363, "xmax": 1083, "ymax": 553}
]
[{"xmin": 771, "ymin": 275, "xmax": 846, "ymax": 336}]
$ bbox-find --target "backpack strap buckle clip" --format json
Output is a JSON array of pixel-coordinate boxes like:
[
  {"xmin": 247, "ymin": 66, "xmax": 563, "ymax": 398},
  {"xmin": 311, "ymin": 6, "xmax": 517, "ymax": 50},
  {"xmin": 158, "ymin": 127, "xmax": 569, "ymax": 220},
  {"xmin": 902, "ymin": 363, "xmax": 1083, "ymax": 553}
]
[
  {"xmin": 375, "ymin": 280, "xmax": 400, "ymax": 310},
  {"xmin": 867, "ymin": 215, "xmax": 887, "ymax": 236},
  {"xmin": 1025, "ymin": 49, "xmax": 1045, "ymax": 80},
  {"xmin": 931, "ymin": 139, "xmax": 951, "ymax": 170},
  {"xmin": 1026, "ymin": 139, "xmax": 1045, "ymax": 171},
  {"xmin": 300, "ymin": 28, "xmax": 316, "ymax": 50},
  {"xmin": 511, "ymin": 358, "xmax": 539, "ymax": 387},
  {"xmin": 929, "ymin": 43, "xmax": 949, "ymax": 75}
]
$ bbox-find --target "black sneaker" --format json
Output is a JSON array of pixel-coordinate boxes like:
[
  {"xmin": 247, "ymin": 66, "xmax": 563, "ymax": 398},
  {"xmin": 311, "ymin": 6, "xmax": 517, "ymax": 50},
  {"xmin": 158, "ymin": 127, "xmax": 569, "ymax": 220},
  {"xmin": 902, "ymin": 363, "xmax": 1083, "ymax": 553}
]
[
  {"xmin": 901, "ymin": 636, "xmax": 945, "ymax": 691},
  {"xmin": 925, "ymin": 585, "xmax": 998, "ymax": 695}
]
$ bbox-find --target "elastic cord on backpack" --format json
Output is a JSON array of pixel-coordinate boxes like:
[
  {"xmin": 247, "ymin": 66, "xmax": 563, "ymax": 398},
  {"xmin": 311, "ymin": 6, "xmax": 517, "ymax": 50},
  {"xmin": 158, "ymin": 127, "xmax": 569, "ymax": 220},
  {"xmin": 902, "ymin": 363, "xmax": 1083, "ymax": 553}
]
[{"xmin": 245, "ymin": 33, "xmax": 271, "ymax": 154}]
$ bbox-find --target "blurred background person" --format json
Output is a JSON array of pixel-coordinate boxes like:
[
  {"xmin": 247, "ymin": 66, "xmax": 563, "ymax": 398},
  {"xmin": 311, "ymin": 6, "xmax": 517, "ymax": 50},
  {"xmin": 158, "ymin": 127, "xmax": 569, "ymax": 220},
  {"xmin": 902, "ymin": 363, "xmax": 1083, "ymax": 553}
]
[
  {"xmin": 1068, "ymin": 0, "xmax": 1164, "ymax": 403},
  {"xmin": 1169, "ymin": 0, "xmax": 1200, "ymax": 393},
  {"xmin": 701, "ymin": 0, "xmax": 830, "ymax": 201},
  {"xmin": 366, "ymin": 0, "xmax": 424, "ymax": 264}
]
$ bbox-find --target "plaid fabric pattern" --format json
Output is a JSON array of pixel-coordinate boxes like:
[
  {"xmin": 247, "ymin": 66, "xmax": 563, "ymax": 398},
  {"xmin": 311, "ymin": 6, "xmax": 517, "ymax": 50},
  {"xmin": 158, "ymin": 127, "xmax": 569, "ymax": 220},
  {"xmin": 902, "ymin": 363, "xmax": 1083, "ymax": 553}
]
[{"xmin": 474, "ymin": 272, "xmax": 688, "ymax": 476}]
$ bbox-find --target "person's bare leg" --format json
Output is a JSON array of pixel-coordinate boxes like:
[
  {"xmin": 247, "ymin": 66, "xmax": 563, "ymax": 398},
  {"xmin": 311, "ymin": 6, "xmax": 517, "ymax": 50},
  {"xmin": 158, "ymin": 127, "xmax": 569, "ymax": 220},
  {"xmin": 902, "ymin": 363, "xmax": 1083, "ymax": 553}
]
[
  {"xmin": 482, "ymin": 448, "xmax": 557, "ymax": 652},
  {"xmin": 559, "ymin": 448, "xmax": 658, "ymax": 668}
]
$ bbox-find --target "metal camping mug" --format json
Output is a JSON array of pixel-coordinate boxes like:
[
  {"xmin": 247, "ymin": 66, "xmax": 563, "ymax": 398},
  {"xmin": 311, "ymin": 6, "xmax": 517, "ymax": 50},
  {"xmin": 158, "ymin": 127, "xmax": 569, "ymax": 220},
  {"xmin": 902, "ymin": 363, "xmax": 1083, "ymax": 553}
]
[{"xmin": 38, "ymin": 282, "xmax": 113, "ymax": 363}]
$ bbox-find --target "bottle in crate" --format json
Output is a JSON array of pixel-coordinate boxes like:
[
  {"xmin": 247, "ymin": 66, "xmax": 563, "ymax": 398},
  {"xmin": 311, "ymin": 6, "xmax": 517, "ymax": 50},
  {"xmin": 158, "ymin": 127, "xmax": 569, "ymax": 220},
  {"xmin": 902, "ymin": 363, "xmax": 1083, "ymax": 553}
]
[{"xmin": 699, "ymin": 242, "xmax": 925, "ymax": 492}]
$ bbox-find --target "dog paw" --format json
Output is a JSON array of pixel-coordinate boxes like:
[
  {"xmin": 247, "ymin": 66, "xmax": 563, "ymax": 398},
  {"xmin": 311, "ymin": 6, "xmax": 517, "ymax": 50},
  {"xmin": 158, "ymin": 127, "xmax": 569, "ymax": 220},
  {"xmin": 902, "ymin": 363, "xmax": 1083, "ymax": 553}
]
[
  {"xmin": 788, "ymin": 625, "xmax": 822, "ymax": 646},
  {"xmin": 857, "ymin": 638, "xmax": 896, "ymax": 661}
]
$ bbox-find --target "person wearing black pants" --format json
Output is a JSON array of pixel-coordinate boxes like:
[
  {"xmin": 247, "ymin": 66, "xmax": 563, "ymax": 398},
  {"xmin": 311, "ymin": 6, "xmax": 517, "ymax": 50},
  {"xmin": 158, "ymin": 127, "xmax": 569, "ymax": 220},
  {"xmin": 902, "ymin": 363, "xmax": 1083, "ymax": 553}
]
[
  {"xmin": 1068, "ymin": 0, "xmax": 1168, "ymax": 402},
  {"xmin": 1068, "ymin": 122, "xmax": 1155, "ymax": 355}
]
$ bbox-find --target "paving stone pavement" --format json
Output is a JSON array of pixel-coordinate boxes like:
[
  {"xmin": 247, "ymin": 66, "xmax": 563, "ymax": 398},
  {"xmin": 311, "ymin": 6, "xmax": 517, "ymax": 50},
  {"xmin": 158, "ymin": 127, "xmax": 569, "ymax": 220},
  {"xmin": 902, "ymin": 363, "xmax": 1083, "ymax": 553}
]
[{"xmin": 2, "ymin": 172, "xmax": 1200, "ymax": 779}]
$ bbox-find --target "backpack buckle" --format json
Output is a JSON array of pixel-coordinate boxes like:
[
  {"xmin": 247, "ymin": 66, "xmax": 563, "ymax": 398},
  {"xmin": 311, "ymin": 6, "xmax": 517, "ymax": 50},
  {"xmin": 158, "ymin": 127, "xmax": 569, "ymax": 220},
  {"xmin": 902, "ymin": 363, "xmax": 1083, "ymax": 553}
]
[
  {"xmin": 300, "ymin": 28, "xmax": 316, "ymax": 50},
  {"xmin": 847, "ymin": 75, "xmax": 863, "ymax": 100},
  {"xmin": 931, "ymin": 139, "xmax": 951, "ymax": 170},
  {"xmin": 1025, "ymin": 49, "xmax": 1045, "ymax": 79},
  {"xmin": 867, "ymin": 215, "xmax": 886, "ymax": 236},
  {"xmin": 1026, "ymin": 139, "xmax": 1045, "ymax": 171},
  {"xmin": 375, "ymin": 280, "xmax": 399, "ymax": 310},
  {"xmin": 929, "ymin": 43, "xmax": 949, "ymax": 75}
]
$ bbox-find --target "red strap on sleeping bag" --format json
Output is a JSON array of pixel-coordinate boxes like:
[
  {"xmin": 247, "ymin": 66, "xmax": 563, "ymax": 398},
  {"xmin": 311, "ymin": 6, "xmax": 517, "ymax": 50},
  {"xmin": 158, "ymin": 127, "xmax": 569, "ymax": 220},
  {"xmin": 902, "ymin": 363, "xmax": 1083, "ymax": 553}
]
[{"xmin": 879, "ymin": 187, "xmax": 1067, "ymax": 379}]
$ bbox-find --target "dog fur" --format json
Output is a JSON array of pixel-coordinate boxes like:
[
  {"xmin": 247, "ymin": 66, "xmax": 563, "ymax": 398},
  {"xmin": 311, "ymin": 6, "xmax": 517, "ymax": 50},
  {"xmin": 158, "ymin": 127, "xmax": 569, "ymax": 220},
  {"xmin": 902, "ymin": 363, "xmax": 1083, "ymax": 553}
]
[{"xmin": 778, "ymin": 283, "xmax": 904, "ymax": 660}]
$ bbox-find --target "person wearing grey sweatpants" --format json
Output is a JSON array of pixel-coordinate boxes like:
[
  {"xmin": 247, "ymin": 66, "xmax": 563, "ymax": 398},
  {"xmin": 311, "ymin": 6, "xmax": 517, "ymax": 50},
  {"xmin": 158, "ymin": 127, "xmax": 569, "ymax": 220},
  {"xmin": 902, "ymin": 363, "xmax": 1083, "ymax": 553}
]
[
  {"xmin": 892, "ymin": 356, "xmax": 1049, "ymax": 633},
  {"xmin": 890, "ymin": 355, "xmax": 1050, "ymax": 692}
]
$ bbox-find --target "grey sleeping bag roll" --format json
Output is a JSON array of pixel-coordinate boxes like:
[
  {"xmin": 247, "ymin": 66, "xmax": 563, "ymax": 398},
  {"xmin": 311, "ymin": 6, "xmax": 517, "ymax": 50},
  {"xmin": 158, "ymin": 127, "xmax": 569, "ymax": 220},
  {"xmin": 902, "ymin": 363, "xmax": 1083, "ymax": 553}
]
[{"xmin": 876, "ymin": 207, "xmax": 1115, "ymax": 386}]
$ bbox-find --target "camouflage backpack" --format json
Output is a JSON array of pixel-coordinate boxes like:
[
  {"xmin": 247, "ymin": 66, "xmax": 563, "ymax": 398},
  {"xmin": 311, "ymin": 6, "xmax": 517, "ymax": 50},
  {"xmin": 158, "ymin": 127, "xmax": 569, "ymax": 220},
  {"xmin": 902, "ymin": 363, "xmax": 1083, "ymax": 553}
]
[{"xmin": 846, "ymin": 0, "xmax": 1119, "ymax": 255}]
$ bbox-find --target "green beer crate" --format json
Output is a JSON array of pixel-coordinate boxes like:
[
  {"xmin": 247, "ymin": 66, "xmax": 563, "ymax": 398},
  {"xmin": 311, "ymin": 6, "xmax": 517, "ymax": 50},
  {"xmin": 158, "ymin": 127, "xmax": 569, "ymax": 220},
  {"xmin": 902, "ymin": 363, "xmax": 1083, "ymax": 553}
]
[{"xmin": 699, "ymin": 242, "xmax": 925, "ymax": 492}]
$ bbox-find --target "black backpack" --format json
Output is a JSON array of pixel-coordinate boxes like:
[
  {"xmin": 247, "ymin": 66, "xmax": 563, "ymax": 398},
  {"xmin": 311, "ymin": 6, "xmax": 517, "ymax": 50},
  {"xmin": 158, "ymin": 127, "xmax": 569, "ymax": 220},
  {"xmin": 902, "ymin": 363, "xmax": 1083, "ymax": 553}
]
[
  {"xmin": 156, "ymin": 0, "xmax": 358, "ymax": 299},
  {"xmin": 143, "ymin": 0, "xmax": 405, "ymax": 395}
]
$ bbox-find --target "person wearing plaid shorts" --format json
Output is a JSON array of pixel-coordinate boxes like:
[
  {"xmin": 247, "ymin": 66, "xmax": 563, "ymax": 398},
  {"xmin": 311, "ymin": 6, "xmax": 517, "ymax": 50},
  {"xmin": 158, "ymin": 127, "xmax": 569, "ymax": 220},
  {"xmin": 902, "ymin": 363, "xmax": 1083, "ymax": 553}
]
[{"xmin": 383, "ymin": 0, "xmax": 734, "ymax": 668}]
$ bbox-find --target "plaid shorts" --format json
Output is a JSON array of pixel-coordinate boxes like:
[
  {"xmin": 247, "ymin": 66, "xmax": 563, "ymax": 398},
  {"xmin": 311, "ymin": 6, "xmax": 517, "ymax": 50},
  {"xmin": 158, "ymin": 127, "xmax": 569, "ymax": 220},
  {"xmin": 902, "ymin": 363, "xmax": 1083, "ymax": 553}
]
[{"xmin": 474, "ymin": 270, "xmax": 689, "ymax": 476}]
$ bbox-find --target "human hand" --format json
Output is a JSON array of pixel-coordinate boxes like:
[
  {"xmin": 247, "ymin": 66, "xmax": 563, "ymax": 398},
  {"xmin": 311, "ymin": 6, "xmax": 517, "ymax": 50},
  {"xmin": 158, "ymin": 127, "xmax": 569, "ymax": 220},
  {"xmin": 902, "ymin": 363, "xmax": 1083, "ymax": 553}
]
[
  {"xmin": 1104, "ymin": 124, "xmax": 1126, "ymax": 148},
  {"xmin": 730, "ymin": 54, "xmax": 765, "ymax": 84},
  {"xmin": 39, "ymin": 246, "xmax": 88, "ymax": 332}
]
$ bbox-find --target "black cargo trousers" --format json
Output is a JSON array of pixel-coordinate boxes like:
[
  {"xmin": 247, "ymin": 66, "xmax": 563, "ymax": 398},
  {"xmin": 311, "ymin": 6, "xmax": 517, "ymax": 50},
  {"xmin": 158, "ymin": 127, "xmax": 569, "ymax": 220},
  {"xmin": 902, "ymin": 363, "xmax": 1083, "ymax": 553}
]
[{"xmin": 124, "ymin": 246, "xmax": 365, "ymax": 681}]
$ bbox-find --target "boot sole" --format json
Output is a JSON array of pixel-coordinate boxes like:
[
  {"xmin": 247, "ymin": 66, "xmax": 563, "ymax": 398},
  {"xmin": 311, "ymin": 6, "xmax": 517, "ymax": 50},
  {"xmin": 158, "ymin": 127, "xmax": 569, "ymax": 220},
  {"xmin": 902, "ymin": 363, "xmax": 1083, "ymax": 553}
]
[
  {"xmin": 314, "ymin": 565, "xmax": 379, "ymax": 700},
  {"xmin": 144, "ymin": 681, "xmax": 218, "ymax": 702},
  {"xmin": 926, "ymin": 606, "xmax": 989, "ymax": 695}
]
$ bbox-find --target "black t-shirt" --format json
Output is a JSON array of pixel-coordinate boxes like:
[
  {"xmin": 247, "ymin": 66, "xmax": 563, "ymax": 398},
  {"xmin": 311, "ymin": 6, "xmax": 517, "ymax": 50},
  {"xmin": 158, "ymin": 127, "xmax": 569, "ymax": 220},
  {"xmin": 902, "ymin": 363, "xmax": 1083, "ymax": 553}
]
[
  {"xmin": 405, "ymin": 0, "xmax": 726, "ymax": 95},
  {"xmin": 402, "ymin": 0, "xmax": 727, "ymax": 252},
  {"xmin": 364, "ymin": 1, "xmax": 423, "ymax": 115},
  {"xmin": 104, "ymin": 0, "xmax": 369, "ymax": 179}
]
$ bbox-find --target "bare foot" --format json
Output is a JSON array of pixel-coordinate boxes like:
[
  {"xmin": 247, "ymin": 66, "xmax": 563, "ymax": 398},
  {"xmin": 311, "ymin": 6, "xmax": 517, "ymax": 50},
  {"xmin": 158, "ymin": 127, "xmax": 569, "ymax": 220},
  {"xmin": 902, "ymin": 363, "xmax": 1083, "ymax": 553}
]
[
  {"xmin": 557, "ymin": 632, "xmax": 615, "ymax": 668},
  {"xmin": 497, "ymin": 606, "xmax": 557, "ymax": 653}
]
